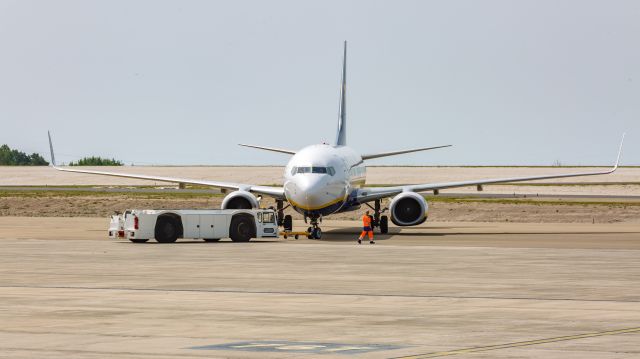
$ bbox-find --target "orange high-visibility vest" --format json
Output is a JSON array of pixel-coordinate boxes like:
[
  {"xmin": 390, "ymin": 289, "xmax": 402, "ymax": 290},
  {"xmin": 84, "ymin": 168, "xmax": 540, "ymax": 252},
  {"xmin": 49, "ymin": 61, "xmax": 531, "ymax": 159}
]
[{"xmin": 362, "ymin": 215, "xmax": 372, "ymax": 227}]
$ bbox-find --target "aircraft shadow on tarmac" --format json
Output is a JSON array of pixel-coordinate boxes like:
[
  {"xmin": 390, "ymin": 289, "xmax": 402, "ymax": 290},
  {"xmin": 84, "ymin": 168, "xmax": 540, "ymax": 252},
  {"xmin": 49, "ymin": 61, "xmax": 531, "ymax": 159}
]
[
  {"xmin": 321, "ymin": 227, "xmax": 418, "ymax": 241},
  {"xmin": 318, "ymin": 226, "xmax": 495, "ymax": 241},
  {"xmin": 320, "ymin": 227, "xmax": 636, "ymax": 241}
]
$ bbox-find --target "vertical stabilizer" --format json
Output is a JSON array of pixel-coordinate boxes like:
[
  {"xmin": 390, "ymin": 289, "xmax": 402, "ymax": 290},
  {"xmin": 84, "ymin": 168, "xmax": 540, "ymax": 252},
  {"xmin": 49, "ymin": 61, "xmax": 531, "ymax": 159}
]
[{"xmin": 335, "ymin": 41, "xmax": 347, "ymax": 146}]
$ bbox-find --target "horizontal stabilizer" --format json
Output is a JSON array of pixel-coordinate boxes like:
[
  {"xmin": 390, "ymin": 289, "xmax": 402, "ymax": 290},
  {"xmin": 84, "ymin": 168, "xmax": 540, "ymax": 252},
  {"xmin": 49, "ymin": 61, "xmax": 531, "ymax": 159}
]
[
  {"xmin": 238, "ymin": 144, "xmax": 297, "ymax": 155},
  {"xmin": 361, "ymin": 145, "xmax": 452, "ymax": 160}
]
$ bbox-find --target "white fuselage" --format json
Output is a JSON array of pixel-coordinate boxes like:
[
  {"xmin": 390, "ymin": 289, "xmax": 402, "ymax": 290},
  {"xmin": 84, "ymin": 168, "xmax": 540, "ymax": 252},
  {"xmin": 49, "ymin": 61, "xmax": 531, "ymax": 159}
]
[{"xmin": 283, "ymin": 144, "xmax": 365, "ymax": 217}]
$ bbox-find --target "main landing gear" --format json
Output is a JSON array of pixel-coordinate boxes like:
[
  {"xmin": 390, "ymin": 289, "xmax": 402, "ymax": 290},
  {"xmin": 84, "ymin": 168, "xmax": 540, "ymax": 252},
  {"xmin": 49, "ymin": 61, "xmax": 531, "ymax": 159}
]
[
  {"xmin": 366, "ymin": 199, "xmax": 389, "ymax": 234},
  {"xmin": 276, "ymin": 200, "xmax": 293, "ymax": 232}
]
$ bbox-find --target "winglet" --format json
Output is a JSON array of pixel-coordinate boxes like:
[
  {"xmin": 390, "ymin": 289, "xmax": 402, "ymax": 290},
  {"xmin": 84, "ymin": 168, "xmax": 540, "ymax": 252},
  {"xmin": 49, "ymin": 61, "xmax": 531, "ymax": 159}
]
[
  {"xmin": 47, "ymin": 130, "xmax": 57, "ymax": 167},
  {"xmin": 612, "ymin": 132, "xmax": 625, "ymax": 171}
]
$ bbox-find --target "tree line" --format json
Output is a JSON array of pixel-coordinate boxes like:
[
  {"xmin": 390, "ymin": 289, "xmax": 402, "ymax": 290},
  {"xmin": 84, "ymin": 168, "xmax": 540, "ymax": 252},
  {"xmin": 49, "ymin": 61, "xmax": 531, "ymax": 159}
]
[
  {"xmin": 0, "ymin": 144, "xmax": 122, "ymax": 166},
  {"xmin": 0, "ymin": 144, "xmax": 48, "ymax": 165},
  {"xmin": 69, "ymin": 157, "xmax": 123, "ymax": 166}
]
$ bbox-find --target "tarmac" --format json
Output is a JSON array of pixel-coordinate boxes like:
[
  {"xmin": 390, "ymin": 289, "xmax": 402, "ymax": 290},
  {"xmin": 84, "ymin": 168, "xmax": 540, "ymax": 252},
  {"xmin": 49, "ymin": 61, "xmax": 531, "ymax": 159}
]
[{"xmin": 1, "ymin": 217, "xmax": 639, "ymax": 358}]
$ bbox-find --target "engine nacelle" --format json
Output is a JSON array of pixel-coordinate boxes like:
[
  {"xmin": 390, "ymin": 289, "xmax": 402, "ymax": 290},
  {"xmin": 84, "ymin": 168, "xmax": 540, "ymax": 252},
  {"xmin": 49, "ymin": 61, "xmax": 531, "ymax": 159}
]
[
  {"xmin": 221, "ymin": 190, "xmax": 259, "ymax": 209},
  {"xmin": 389, "ymin": 192, "xmax": 428, "ymax": 226}
]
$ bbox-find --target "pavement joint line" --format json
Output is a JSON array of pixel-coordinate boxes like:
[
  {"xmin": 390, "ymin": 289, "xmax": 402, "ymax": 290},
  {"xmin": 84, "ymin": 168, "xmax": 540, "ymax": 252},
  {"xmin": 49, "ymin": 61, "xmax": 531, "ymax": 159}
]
[
  {"xmin": 392, "ymin": 327, "xmax": 640, "ymax": 358},
  {"xmin": 2, "ymin": 284, "xmax": 639, "ymax": 303},
  {"xmin": 0, "ymin": 347, "xmax": 207, "ymax": 358}
]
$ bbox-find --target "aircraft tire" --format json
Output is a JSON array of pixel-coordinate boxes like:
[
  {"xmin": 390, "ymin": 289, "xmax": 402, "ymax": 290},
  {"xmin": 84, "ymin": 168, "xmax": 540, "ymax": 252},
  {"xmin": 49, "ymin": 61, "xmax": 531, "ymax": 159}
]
[
  {"xmin": 380, "ymin": 215, "xmax": 389, "ymax": 234},
  {"xmin": 283, "ymin": 215, "xmax": 293, "ymax": 231},
  {"xmin": 313, "ymin": 227, "xmax": 322, "ymax": 239}
]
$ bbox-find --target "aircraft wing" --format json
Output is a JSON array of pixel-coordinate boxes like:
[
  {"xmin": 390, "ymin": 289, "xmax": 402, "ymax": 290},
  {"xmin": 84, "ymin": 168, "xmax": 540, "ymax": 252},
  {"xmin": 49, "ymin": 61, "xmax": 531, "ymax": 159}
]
[
  {"xmin": 47, "ymin": 132, "xmax": 285, "ymax": 199},
  {"xmin": 356, "ymin": 134, "xmax": 625, "ymax": 203}
]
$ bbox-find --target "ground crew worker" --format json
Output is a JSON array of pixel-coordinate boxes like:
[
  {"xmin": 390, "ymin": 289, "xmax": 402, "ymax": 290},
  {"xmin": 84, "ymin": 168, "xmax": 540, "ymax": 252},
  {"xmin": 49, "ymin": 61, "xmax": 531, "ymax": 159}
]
[{"xmin": 358, "ymin": 210, "xmax": 375, "ymax": 244}]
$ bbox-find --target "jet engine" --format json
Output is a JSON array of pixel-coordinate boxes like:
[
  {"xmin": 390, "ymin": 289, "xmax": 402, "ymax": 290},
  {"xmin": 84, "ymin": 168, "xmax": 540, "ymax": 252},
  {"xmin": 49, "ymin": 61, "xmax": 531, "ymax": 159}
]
[
  {"xmin": 221, "ymin": 190, "xmax": 259, "ymax": 209},
  {"xmin": 389, "ymin": 192, "xmax": 428, "ymax": 226}
]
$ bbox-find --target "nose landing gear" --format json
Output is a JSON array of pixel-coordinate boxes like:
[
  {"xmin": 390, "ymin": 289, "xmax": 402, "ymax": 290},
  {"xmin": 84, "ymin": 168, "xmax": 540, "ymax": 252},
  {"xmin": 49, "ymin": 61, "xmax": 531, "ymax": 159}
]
[
  {"xmin": 307, "ymin": 226, "xmax": 322, "ymax": 239},
  {"xmin": 307, "ymin": 216, "xmax": 323, "ymax": 239}
]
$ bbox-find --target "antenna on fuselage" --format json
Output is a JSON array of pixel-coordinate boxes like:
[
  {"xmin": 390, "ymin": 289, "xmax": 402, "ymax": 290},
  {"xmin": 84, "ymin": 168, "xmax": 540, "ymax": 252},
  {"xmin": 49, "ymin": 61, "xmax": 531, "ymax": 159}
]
[{"xmin": 335, "ymin": 41, "xmax": 347, "ymax": 147}]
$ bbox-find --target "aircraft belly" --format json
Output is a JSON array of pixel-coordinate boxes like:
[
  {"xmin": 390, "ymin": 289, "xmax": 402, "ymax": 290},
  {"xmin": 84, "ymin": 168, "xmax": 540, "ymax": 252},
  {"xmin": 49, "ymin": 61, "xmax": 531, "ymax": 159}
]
[
  {"xmin": 291, "ymin": 199, "xmax": 346, "ymax": 217},
  {"xmin": 292, "ymin": 184, "xmax": 347, "ymax": 216}
]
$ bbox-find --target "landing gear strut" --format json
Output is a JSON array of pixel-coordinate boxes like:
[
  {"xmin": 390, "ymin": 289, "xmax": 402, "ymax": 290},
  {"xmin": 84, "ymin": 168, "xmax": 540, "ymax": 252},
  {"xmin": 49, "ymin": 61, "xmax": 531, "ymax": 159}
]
[
  {"xmin": 366, "ymin": 199, "xmax": 389, "ymax": 234},
  {"xmin": 276, "ymin": 200, "xmax": 293, "ymax": 231},
  {"xmin": 276, "ymin": 200, "xmax": 284, "ymax": 226},
  {"xmin": 307, "ymin": 216, "xmax": 322, "ymax": 239}
]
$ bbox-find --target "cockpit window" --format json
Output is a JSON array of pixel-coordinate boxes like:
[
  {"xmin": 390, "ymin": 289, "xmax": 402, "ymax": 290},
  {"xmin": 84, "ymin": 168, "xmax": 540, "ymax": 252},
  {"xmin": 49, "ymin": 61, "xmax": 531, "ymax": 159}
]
[{"xmin": 291, "ymin": 166, "xmax": 335, "ymax": 176}]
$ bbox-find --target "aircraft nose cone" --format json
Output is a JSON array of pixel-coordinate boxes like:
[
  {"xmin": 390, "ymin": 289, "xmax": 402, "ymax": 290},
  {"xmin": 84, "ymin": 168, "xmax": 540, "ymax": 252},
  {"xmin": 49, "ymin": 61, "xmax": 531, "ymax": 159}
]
[
  {"xmin": 285, "ymin": 175, "xmax": 330, "ymax": 209},
  {"xmin": 296, "ymin": 175, "xmax": 325, "ymax": 193}
]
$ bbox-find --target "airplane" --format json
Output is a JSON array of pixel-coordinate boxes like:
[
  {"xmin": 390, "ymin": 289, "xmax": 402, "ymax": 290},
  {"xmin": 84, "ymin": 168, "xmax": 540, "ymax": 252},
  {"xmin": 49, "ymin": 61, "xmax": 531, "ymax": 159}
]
[{"xmin": 47, "ymin": 41, "xmax": 625, "ymax": 240}]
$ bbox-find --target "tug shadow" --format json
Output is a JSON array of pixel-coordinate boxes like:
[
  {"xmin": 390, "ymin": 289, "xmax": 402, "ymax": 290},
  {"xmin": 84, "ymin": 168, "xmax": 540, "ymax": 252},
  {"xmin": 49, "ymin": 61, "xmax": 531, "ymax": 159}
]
[{"xmin": 117, "ymin": 239, "xmax": 283, "ymax": 245}]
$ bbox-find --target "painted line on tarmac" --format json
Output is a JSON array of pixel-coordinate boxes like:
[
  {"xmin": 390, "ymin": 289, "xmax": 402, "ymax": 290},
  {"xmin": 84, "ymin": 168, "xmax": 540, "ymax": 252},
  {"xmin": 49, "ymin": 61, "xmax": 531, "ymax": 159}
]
[
  {"xmin": 2, "ymin": 284, "xmax": 640, "ymax": 303},
  {"xmin": 393, "ymin": 326, "xmax": 640, "ymax": 358},
  {"xmin": 190, "ymin": 340, "xmax": 403, "ymax": 355}
]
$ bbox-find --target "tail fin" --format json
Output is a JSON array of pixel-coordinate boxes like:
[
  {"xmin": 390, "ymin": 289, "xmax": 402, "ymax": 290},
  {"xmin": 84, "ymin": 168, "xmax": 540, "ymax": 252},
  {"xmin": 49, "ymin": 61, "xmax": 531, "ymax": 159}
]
[{"xmin": 335, "ymin": 41, "xmax": 347, "ymax": 146}]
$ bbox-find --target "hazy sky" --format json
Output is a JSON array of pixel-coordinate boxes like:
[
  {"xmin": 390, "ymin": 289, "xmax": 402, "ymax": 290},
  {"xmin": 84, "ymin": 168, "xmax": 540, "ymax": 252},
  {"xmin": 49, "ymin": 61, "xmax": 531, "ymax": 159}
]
[{"xmin": 0, "ymin": 0, "xmax": 638, "ymax": 166}]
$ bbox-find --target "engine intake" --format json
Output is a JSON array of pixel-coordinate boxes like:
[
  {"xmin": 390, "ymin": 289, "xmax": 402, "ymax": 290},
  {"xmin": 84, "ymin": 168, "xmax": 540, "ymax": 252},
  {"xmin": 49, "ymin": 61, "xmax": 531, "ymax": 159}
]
[
  {"xmin": 389, "ymin": 192, "xmax": 428, "ymax": 226},
  {"xmin": 221, "ymin": 190, "xmax": 259, "ymax": 209}
]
